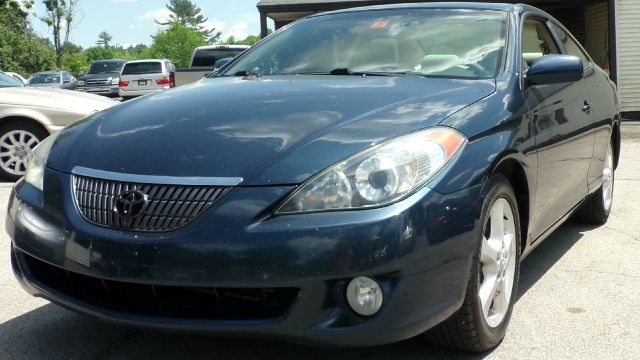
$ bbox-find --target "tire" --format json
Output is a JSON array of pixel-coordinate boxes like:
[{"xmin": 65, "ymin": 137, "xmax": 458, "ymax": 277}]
[
  {"xmin": 426, "ymin": 175, "xmax": 521, "ymax": 352},
  {"xmin": 0, "ymin": 120, "xmax": 49, "ymax": 182},
  {"xmin": 573, "ymin": 141, "xmax": 614, "ymax": 225}
]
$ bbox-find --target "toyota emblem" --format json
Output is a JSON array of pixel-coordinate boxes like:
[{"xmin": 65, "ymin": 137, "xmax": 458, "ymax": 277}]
[{"xmin": 114, "ymin": 190, "xmax": 148, "ymax": 219}]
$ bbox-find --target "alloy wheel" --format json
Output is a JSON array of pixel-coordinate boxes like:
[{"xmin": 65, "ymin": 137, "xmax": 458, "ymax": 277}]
[
  {"xmin": 479, "ymin": 198, "xmax": 517, "ymax": 328},
  {"xmin": 0, "ymin": 130, "xmax": 41, "ymax": 176},
  {"xmin": 602, "ymin": 144, "xmax": 614, "ymax": 212}
]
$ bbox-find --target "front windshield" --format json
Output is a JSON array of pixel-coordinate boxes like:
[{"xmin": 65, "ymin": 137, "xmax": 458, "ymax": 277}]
[
  {"xmin": 88, "ymin": 61, "xmax": 125, "ymax": 74},
  {"xmin": 28, "ymin": 73, "xmax": 61, "ymax": 84},
  {"xmin": 0, "ymin": 72, "xmax": 22, "ymax": 87},
  {"xmin": 225, "ymin": 9, "xmax": 507, "ymax": 79}
]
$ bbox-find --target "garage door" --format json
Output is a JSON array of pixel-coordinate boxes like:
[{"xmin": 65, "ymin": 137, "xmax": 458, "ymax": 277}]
[{"xmin": 616, "ymin": 0, "xmax": 640, "ymax": 112}]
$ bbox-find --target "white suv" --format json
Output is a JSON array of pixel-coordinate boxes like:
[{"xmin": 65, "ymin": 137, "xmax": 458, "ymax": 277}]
[{"xmin": 118, "ymin": 59, "xmax": 175, "ymax": 99}]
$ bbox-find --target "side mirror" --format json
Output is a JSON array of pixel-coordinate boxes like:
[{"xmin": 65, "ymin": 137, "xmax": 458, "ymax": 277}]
[
  {"xmin": 212, "ymin": 58, "xmax": 234, "ymax": 75},
  {"xmin": 214, "ymin": 58, "xmax": 233, "ymax": 69},
  {"xmin": 526, "ymin": 55, "xmax": 584, "ymax": 86}
]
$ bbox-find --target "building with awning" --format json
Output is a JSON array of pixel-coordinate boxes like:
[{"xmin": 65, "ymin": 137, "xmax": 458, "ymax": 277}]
[{"xmin": 256, "ymin": 0, "xmax": 640, "ymax": 117}]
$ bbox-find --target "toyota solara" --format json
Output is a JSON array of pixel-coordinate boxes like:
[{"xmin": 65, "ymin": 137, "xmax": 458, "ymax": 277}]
[{"xmin": 6, "ymin": 2, "xmax": 620, "ymax": 352}]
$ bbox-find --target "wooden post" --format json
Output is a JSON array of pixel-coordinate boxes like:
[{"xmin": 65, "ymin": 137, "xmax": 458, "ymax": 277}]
[
  {"xmin": 260, "ymin": 12, "xmax": 269, "ymax": 39},
  {"xmin": 608, "ymin": 0, "xmax": 617, "ymax": 82}
]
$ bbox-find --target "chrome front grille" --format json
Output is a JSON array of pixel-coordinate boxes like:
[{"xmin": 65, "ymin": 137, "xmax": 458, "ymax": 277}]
[
  {"xmin": 85, "ymin": 78, "xmax": 110, "ymax": 86},
  {"xmin": 72, "ymin": 174, "xmax": 231, "ymax": 232}
]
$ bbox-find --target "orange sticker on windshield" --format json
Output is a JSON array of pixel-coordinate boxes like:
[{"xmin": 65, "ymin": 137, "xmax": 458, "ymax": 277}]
[{"xmin": 371, "ymin": 21, "xmax": 389, "ymax": 29}]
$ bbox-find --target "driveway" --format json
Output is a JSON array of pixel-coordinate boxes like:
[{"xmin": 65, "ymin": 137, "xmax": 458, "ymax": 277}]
[{"xmin": 1, "ymin": 124, "xmax": 639, "ymax": 360}]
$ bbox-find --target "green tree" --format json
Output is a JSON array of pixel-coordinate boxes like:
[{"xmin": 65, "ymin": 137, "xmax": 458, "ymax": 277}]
[
  {"xmin": 157, "ymin": 0, "xmax": 220, "ymax": 43},
  {"xmin": 60, "ymin": 50, "xmax": 87, "ymax": 75},
  {"xmin": 223, "ymin": 34, "xmax": 262, "ymax": 46},
  {"xmin": 40, "ymin": 0, "xmax": 80, "ymax": 68},
  {"xmin": 84, "ymin": 46, "xmax": 132, "ymax": 63},
  {"xmin": 96, "ymin": 31, "xmax": 112, "ymax": 48},
  {"xmin": 59, "ymin": 41, "xmax": 86, "ymax": 75},
  {"xmin": 125, "ymin": 43, "xmax": 150, "ymax": 59},
  {"xmin": 0, "ymin": 0, "xmax": 56, "ymax": 75},
  {"xmin": 61, "ymin": 41, "xmax": 82, "ymax": 54},
  {"xmin": 0, "ymin": 0, "xmax": 32, "ymax": 17},
  {"xmin": 148, "ymin": 23, "xmax": 206, "ymax": 67}
]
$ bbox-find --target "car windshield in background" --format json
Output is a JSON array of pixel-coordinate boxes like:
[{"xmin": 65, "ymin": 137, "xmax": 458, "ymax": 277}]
[
  {"xmin": 122, "ymin": 62, "xmax": 163, "ymax": 75},
  {"xmin": 192, "ymin": 49, "xmax": 246, "ymax": 67},
  {"xmin": 88, "ymin": 62, "xmax": 125, "ymax": 74},
  {"xmin": 225, "ymin": 9, "xmax": 507, "ymax": 79},
  {"xmin": 0, "ymin": 72, "xmax": 21, "ymax": 87},
  {"xmin": 29, "ymin": 73, "xmax": 61, "ymax": 84}
]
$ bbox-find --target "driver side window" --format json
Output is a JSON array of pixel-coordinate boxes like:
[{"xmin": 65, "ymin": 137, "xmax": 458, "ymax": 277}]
[{"xmin": 522, "ymin": 18, "xmax": 560, "ymax": 69}]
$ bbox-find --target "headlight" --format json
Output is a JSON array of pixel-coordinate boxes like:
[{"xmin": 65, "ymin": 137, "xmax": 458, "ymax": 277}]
[
  {"xmin": 78, "ymin": 80, "xmax": 85, "ymax": 86},
  {"xmin": 24, "ymin": 132, "xmax": 60, "ymax": 191},
  {"xmin": 111, "ymin": 78, "xmax": 119, "ymax": 85},
  {"xmin": 276, "ymin": 127, "xmax": 467, "ymax": 214}
]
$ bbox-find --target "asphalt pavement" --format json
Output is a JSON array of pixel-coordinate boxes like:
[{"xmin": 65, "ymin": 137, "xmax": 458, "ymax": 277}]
[{"xmin": 1, "ymin": 124, "xmax": 639, "ymax": 360}]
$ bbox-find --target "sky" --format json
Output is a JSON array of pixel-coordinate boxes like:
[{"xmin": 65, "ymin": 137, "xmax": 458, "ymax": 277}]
[{"xmin": 28, "ymin": 0, "xmax": 271, "ymax": 49}]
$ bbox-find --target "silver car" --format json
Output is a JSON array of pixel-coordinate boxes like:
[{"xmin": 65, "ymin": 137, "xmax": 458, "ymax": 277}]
[
  {"xmin": 27, "ymin": 71, "xmax": 78, "ymax": 90},
  {"xmin": 0, "ymin": 71, "xmax": 118, "ymax": 180}
]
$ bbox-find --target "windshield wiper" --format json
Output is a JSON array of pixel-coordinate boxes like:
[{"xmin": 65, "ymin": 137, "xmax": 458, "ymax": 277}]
[
  {"xmin": 233, "ymin": 70, "xmax": 262, "ymax": 78},
  {"xmin": 294, "ymin": 68, "xmax": 405, "ymax": 77}
]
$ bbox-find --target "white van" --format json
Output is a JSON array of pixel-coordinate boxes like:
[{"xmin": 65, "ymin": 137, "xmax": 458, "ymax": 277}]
[{"xmin": 118, "ymin": 59, "xmax": 175, "ymax": 99}]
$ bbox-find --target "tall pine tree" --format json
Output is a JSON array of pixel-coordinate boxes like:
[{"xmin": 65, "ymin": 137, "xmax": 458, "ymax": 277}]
[{"xmin": 156, "ymin": 0, "xmax": 221, "ymax": 43}]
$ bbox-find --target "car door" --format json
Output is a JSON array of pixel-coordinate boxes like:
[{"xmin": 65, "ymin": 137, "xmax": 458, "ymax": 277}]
[
  {"xmin": 548, "ymin": 21, "xmax": 612, "ymax": 193},
  {"xmin": 522, "ymin": 16, "xmax": 595, "ymax": 242}
]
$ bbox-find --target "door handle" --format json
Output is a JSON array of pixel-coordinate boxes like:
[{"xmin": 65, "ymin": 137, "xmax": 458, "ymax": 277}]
[{"xmin": 582, "ymin": 102, "xmax": 592, "ymax": 114}]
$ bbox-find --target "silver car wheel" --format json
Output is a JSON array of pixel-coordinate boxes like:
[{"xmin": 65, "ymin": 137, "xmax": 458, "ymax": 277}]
[
  {"xmin": 602, "ymin": 143, "xmax": 614, "ymax": 212},
  {"xmin": 479, "ymin": 198, "xmax": 517, "ymax": 328},
  {"xmin": 0, "ymin": 130, "xmax": 41, "ymax": 176}
]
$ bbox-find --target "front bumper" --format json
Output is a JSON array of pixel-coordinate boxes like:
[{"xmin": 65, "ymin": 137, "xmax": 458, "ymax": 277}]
[
  {"xmin": 77, "ymin": 86, "xmax": 119, "ymax": 97},
  {"xmin": 6, "ymin": 167, "xmax": 483, "ymax": 346},
  {"xmin": 119, "ymin": 88, "xmax": 168, "ymax": 98}
]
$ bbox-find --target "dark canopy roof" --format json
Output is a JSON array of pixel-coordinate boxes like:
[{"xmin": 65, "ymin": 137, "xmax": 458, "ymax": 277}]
[{"xmin": 256, "ymin": 0, "xmax": 604, "ymax": 36}]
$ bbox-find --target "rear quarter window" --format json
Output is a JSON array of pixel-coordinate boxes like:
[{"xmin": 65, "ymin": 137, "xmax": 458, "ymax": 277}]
[
  {"xmin": 122, "ymin": 62, "xmax": 163, "ymax": 75},
  {"xmin": 548, "ymin": 22, "xmax": 591, "ymax": 65}
]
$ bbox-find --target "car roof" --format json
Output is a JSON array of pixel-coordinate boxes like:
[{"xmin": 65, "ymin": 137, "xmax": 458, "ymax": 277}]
[
  {"xmin": 196, "ymin": 45, "xmax": 250, "ymax": 50},
  {"xmin": 92, "ymin": 59, "xmax": 126, "ymax": 63},
  {"xmin": 124, "ymin": 59, "xmax": 169, "ymax": 64},
  {"xmin": 33, "ymin": 71, "xmax": 63, "ymax": 74},
  {"xmin": 309, "ymin": 2, "xmax": 522, "ymax": 18}
]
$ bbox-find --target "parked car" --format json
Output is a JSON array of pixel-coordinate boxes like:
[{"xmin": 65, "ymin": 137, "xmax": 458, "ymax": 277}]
[
  {"xmin": 4, "ymin": 72, "xmax": 27, "ymax": 85},
  {"xmin": 27, "ymin": 71, "xmax": 77, "ymax": 90},
  {"xmin": 77, "ymin": 59, "xmax": 127, "ymax": 97},
  {"xmin": 0, "ymin": 71, "xmax": 118, "ymax": 180},
  {"xmin": 173, "ymin": 45, "xmax": 249, "ymax": 87},
  {"xmin": 7, "ymin": 3, "xmax": 620, "ymax": 352},
  {"xmin": 118, "ymin": 59, "xmax": 175, "ymax": 99}
]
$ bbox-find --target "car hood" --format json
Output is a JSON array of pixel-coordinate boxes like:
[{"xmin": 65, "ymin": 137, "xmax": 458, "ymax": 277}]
[
  {"xmin": 0, "ymin": 87, "xmax": 118, "ymax": 114},
  {"xmin": 47, "ymin": 76, "xmax": 495, "ymax": 185},
  {"xmin": 27, "ymin": 83, "xmax": 63, "ymax": 88}
]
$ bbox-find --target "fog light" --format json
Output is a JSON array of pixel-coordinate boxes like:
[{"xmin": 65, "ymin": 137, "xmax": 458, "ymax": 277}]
[{"xmin": 346, "ymin": 277, "xmax": 383, "ymax": 316}]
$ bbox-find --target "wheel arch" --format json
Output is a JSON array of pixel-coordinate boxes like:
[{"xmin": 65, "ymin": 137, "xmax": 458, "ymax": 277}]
[
  {"xmin": 0, "ymin": 115, "xmax": 51, "ymax": 137},
  {"xmin": 612, "ymin": 118, "xmax": 621, "ymax": 170},
  {"xmin": 489, "ymin": 156, "xmax": 532, "ymax": 255}
]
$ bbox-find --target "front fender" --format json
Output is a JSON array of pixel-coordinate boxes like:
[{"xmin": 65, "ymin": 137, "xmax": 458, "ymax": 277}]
[{"xmin": 0, "ymin": 105, "xmax": 82, "ymax": 132}]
